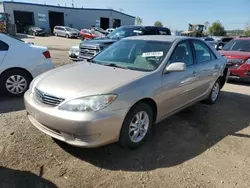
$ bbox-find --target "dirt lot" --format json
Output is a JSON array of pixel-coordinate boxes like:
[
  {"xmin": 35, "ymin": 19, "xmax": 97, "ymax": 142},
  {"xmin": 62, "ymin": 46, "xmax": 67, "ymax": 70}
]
[{"xmin": 1, "ymin": 36, "xmax": 250, "ymax": 188}]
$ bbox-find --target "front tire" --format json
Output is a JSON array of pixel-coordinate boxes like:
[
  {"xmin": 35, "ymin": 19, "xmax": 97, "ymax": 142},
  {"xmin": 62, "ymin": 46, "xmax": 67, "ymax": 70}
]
[
  {"xmin": 66, "ymin": 34, "xmax": 69, "ymax": 39},
  {"xmin": 203, "ymin": 79, "xmax": 220, "ymax": 105},
  {"xmin": 0, "ymin": 70, "xmax": 32, "ymax": 97},
  {"xmin": 119, "ymin": 103, "xmax": 153, "ymax": 149}
]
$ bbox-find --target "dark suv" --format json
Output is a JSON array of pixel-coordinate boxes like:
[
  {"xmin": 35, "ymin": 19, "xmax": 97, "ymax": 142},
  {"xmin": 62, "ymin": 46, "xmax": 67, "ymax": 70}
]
[{"xmin": 78, "ymin": 25, "xmax": 171, "ymax": 61}]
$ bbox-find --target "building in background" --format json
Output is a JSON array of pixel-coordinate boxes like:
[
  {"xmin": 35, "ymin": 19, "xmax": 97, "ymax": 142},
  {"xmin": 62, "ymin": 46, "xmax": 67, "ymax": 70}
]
[{"xmin": 0, "ymin": 1, "xmax": 135, "ymax": 33}]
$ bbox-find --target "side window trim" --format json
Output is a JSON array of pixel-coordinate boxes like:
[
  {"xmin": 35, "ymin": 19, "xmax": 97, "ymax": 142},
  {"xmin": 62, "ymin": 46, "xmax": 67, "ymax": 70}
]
[{"xmin": 189, "ymin": 40, "xmax": 197, "ymax": 64}]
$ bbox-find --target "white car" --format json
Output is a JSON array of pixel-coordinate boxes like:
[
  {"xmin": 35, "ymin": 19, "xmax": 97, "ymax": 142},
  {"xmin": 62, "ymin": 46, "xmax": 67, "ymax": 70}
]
[
  {"xmin": 105, "ymin": 28, "xmax": 115, "ymax": 34},
  {"xmin": 0, "ymin": 34, "xmax": 54, "ymax": 96},
  {"xmin": 69, "ymin": 45, "xmax": 80, "ymax": 60}
]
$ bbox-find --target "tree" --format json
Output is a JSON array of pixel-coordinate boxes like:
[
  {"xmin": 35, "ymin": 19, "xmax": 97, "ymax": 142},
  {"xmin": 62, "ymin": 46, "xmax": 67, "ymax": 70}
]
[
  {"xmin": 208, "ymin": 21, "xmax": 226, "ymax": 36},
  {"xmin": 244, "ymin": 20, "xmax": 250, "ymax": 36},
  {"xmin": 135, "ymin": 17, "xmax": 143, "ymax": 26},
  {"xmin": 154, "ymin": 21, "xmax": 163, "ymax": 27},
  {"xmin": 244, "ymin": 30, "xmax": 250, "ymax": 36}
]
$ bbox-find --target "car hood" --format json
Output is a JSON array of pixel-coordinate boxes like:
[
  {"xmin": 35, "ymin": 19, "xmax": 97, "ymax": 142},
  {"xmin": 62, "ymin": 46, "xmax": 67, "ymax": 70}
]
[
  {"xmin": 219, "ymin": 50, "xmax": 250, "ymax": 59},
  {"xmin": 81, "ymin": 38, "xmax": 117, "ymax": 46},
  {"xmin": 34, "ymin": 28, "xmax": 44, "ymax": 32},
  {"xmin": 35, "ymin": 62, "xmax": 146, "ymax": 99}
]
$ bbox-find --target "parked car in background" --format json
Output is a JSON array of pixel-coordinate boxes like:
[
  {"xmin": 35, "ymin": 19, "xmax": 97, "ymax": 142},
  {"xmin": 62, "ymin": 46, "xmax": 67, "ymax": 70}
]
[
  {"xmin": 69, "ymin": 44, "xmax": 80, "ymax": 60},
  {"xmin": 219, "ymin": 37, "xmax": 250, "ymax": 82},
  {"xmin": 105, "ymin": 28, "xmax": 115, "ymax": 34},
  {"xmin": 0, "ymin": 34, "xmax": 54, "ymax": 96},
  {"xmin": 72, "ymin": 28, "xmax": 80, "ymax": 37},
  {"xmin": 24, "ymin": 36, "xmax": 227, "ymax": 149},
  {"xmin": 215, "ymin": 37, "xmax": 234, "ymax": 50},
  {"xmin": 201, "ymin": 37, "xmax": 217, "ymax": 48},
  {"xmin": 79, "ymin": 29, "xmax": 103, "ymax": 40},
  {"xmin": 24, "ymin": 25, "xmax": 46, "ymax": 36},
  {"xmin": 91, "ymin": 27, "xmax": 108, "ymax": 35},
  {"xmin": 78, "ymin": 25, "xmax": 171, "ymax": 61},
  {"xmin": 53, "ymin": 26, "xmax": 79, "ymax": 38}
]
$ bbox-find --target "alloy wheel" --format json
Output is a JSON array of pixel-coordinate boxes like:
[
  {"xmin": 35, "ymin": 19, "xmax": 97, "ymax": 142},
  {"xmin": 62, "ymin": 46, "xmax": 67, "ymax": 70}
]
[
  {"xmin": 211, "ymin": 82, "xmax": 220, "ymax": 102},
  {"xmin": 129, "ymin": 111, "xmax": 149, "ymax": 143},
  {"xmin": 5, "ymin": 75, "xmax": 27, "ymax": 95}
]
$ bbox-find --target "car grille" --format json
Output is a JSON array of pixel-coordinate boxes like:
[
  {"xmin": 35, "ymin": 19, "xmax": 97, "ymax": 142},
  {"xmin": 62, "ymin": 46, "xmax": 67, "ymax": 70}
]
[
  {"xmin": 79, "ymin": 45, "xmax": 100, "ymax": 60},
  {"xmin": 226, "ymin": 58, "xmax": 244, "ymax": 68},
  {"xmin": 35, "ymin": 88, "xmax": 65, "ymax": 106}
]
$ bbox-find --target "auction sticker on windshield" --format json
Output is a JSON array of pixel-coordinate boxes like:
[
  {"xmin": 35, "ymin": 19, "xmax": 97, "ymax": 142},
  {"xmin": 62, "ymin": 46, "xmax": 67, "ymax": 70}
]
[{"xmin": 142, "ymin": 51, "xmax": 163, "ymax": 57}]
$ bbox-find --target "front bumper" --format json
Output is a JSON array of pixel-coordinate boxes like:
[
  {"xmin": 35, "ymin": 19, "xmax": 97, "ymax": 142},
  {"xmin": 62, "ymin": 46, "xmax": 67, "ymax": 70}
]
[
  {"xmin": 24, "ymin": 91, "xmax": 127, "ymax": 148},
  {"xmin": 228, "ymin": 68, "xmax": 250, "ymax": 82}
]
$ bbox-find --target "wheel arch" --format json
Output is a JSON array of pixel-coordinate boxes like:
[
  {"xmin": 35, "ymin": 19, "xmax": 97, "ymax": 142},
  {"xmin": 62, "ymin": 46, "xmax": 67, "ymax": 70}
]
[
  {"xmin": 126, "ymin": 97, "xmax": 158, "ymax": 124},
  {"xmin": 0, "ymin": 67, "xmax": 33, "ymax": 80},
  {"xmin": 219, "ymin": 67, "xmax": 228, "ymax": 89}
]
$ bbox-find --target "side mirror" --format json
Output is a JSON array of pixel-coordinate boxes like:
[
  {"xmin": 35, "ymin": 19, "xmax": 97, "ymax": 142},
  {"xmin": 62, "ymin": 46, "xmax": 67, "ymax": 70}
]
[{"xmin": 164, "ymin": 62, "xmax": 186, "ymax": 73}]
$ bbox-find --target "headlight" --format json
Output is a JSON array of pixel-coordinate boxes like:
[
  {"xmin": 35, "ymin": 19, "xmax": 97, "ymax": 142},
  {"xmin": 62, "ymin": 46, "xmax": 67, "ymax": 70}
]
[
  {"xmin": 245, "ymin": 58, "xmax": 250, "ymax": 64},
  {"xmin": 58, "ymin": 94, "xmax": 117, "ymax": 112},
  {"xmin": 71, "ymin": 48, "xmax": 79, "ymax": 53}
]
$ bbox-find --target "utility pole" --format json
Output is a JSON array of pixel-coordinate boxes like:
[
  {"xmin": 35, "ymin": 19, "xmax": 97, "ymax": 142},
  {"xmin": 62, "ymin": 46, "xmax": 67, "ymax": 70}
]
[{"xmin": 72, "ymin": 0, "xmax": 74, "ymax": 8}]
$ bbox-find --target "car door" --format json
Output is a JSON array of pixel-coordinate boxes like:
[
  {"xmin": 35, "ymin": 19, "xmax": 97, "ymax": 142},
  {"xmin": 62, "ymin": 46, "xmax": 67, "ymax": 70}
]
[
  {"xmin": 158, "ymin": 40, "xmax": 198, "ymax": 118},
  {"xmin": 0, "ymin": 40, "xmax": 9, "ymax": 65},
  {"xmin": 58, "ymin": 27, "xmax": 63, "ymax": 36},
  {"xmin": 191, "ymin": 39, "xmax": 220, "ymax": 97}
]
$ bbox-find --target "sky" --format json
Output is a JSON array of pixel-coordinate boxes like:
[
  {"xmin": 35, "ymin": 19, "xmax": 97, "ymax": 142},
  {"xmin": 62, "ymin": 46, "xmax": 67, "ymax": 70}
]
[{"xmin": 4, "ymin": 0, "xmax": 250, "ymax": 30}]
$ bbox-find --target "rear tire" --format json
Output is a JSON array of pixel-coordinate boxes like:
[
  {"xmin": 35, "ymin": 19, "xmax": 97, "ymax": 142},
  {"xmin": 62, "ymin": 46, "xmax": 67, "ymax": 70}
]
[
  {"xmin": 202, "ymin": 79, "xmax": 220, "ymax": 105},
  {"xmin": 0, "ymin": 69, "xmax": 32, "ymax": 97},
  {"xmin": 119, "ymin": 103, "xmax": 153, "ymax": 149}
]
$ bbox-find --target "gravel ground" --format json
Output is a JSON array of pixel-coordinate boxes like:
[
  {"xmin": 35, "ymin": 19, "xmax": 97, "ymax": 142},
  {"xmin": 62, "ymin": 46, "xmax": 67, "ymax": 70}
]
[{"xmin": 1, "ymin": 36, "xmax": 250, "ymax": 188}]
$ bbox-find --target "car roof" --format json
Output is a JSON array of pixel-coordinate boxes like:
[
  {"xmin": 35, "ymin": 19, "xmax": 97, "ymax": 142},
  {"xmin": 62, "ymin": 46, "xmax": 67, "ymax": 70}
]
[
  {"xmin": 124, "ymin": 35, "xmax": 195, "ymax": 42},
  {"xmin": 119, "ymin": 25, "xmax": 170, "ymax": 30},
  {"xmin": 234, "ymin": 37, "xmax": 250, "ymax": 40}
]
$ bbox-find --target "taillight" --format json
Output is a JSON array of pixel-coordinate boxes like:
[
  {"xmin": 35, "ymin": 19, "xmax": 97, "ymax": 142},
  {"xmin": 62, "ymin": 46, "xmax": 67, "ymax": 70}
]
[{"xmin": 43, "ymin": 51, "xmax": 51, "ymax": 59}]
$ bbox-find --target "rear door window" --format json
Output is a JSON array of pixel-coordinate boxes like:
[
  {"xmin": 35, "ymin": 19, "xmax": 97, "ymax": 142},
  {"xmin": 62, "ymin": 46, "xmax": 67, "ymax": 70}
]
[
  {"xmin": 144, "ymin": 27, "xmax": 158, "ymax": 35},
  {"xmin": 192, "ymin": 40, "xmax": 214, "ymax": 63},
  {"xmin": 158, "ymin": 28, "xmax": 171, "ymax": 35}
]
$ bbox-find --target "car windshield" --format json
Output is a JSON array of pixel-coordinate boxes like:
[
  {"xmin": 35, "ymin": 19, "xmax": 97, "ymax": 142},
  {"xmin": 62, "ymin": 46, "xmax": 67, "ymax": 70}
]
[
  {"xmin": 222, "ymin": 39, "xmax": 250, "ymax": 52},
  {"xmin": 93, "ymin": 39, "xmax": 172, "ymax": 72},
  {"xmin": 107, "ymin": 27, "xmax": 144, "ymax": 39},
  {"xmin": 65, "ymin": 27, "xmax": 72, "ymax": 31}
]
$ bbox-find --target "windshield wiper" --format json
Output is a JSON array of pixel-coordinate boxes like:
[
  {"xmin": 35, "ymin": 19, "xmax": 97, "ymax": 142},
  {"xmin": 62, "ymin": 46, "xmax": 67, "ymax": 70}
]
[{"xmin": 102, "ymin": 63, "xmax": 128, "ymax": 69}]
